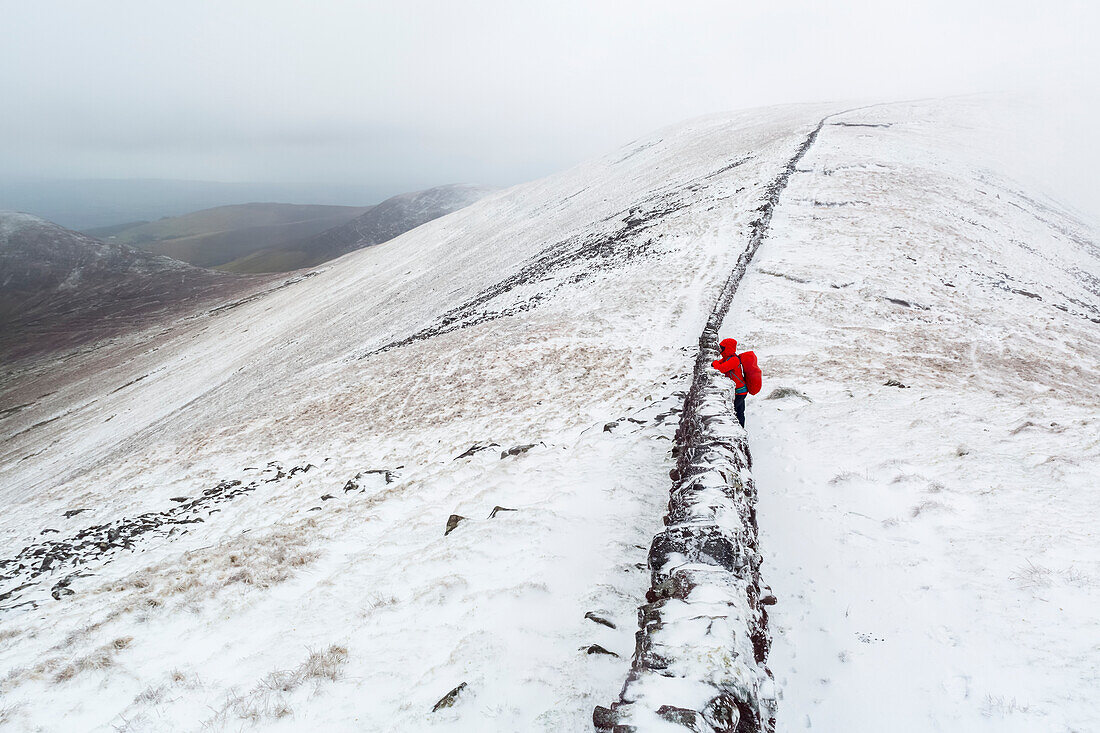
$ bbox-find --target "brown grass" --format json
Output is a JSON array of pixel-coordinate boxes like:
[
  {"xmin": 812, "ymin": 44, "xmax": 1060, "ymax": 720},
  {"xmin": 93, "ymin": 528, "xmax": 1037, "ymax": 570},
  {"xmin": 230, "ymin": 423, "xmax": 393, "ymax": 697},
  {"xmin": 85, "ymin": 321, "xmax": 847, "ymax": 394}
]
[{"xmin": 204, "ymin": 644, "xmax": 349, "ymax": 728}]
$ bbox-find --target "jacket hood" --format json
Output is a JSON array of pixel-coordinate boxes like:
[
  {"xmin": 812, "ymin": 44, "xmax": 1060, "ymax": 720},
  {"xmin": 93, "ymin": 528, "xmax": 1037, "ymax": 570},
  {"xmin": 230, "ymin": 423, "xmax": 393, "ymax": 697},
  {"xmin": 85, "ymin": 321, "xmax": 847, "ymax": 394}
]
[{"xmin": 719, "ymin": 338, "xmax": 737, "ymax": 357}]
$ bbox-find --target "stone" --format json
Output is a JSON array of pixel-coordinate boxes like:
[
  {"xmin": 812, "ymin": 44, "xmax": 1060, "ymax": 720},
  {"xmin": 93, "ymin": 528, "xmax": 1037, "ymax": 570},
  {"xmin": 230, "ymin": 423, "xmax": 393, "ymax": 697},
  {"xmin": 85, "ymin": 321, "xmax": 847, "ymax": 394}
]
[
  {"xmin": 51, "ymin": 585, "xmax": 75, "ymax": 600},
  {"xmin": 585, "ymin": 611, "xmax": 616, "ymax": 629},
  {"xmin": 320, "ymin": 494, "xmax": 334, "ymax": 501},
  {"xmin": 764, "ymin": 386, "xmax": 812, "ymax": 402},
  {"xmin": 592, "ymin": 705, "xmax": 618, "ymax": 730},
  {"xmin": 702, "ymin": 692, "xmax": 742, "ymax": 732},
  {"xmin": 884, "ymin": 379, "xmax": 908, "ymax": 388},
  {"xmin": 431, "ymin": 682, "xmax": 467, "ymax": 712},
  {"xmin": 656, "ymin": 705, "xmax": 704, "ymax": 729},
  {"xmin": 500, "ymin": 444, "xmax": 537, "ymax": 459},
  {"xmin": 444, "ymin": 514, "xmax": 466, "ymax": 535},
  {"xmin": 454, "ymin": 443, "xmax": 499, "ymax": 460},
  {"xmin": 488, "ymin": 506, "xmax": 516, "ymax": 519},
  {"xmin": 583, "ymin": 644, "xmax": 619, "ymax": 657}
]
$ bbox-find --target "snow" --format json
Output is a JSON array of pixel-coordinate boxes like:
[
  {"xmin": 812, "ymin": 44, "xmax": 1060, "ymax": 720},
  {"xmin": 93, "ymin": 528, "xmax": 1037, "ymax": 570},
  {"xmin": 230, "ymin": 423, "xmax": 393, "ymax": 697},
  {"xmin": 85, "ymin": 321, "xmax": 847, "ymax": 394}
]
[
  {"xmin": 2, "ymin": 97, "xmax": 1097, "ymax": 731},
  {"xmin": 726, "ymin": 99, "xmax": 1100, "ymax": 731},
  {"xmin": 0, "ymin": 106, "xmax": 830, "ymax": 729},
  {"xmin": 0, "ymin": 211, "xmax": 48, "ymax": 238}
]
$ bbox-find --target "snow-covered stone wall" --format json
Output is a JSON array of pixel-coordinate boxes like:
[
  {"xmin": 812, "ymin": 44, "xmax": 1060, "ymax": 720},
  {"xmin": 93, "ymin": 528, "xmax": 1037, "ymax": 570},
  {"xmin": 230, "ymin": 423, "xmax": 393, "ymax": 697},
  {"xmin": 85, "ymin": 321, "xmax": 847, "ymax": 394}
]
[{"xmin": 595, "ymin": 119, "xmax": 829, "ymax": 733}]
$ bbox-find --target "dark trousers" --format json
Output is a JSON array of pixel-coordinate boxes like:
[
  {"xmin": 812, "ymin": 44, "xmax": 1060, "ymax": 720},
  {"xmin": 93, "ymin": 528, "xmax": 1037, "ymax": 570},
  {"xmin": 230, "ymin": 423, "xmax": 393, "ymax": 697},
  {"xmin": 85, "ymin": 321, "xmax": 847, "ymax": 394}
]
[{"xmin": 734, "ymin": 394, "xmax": 746, "ymax": 428}]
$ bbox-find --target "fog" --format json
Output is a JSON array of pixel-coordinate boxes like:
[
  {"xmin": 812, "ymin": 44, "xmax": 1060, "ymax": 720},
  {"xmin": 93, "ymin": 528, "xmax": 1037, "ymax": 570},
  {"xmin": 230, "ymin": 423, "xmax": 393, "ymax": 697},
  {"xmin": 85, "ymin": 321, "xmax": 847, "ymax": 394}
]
[{"xmin": 2, "ymin": 1, "xmax": 1098, "ymax": 220}]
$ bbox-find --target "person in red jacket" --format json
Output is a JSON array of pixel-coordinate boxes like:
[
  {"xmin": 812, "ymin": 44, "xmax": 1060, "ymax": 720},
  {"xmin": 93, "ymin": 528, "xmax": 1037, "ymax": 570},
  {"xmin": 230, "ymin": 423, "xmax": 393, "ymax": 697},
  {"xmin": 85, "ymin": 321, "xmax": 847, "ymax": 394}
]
[{"xmin": 712, "ymin": 337, "xmax": 762, "ymax": 428}]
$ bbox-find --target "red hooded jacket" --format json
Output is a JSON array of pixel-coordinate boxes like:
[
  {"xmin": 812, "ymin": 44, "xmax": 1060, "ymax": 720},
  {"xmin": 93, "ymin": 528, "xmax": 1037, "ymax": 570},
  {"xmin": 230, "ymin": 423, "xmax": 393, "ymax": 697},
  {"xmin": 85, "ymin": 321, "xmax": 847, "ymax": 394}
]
[{"xmin": 712, "ymin": 338, "xmax": 762, "ymax": 396}]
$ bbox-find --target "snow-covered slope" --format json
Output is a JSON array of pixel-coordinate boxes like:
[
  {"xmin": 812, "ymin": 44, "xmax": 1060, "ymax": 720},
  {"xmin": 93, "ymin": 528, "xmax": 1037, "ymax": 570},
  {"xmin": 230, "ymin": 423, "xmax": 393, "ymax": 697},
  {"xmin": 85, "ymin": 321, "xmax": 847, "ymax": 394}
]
[
  {"xmin": 1, "ymin": 99, "xmax": 1097, "ymax": 732},
  {"xmin": 0, "ymin": 105, "xmax": 831, "ymax": 730},
  {"xmin": 726, "ymin": 100, "xmax": 1100, "ymax": 732}
]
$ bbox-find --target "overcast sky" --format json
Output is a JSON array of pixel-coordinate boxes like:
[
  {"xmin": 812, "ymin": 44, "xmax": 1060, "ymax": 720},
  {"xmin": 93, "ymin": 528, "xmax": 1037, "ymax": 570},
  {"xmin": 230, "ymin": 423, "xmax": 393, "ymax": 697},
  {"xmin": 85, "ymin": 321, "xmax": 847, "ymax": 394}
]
[{"xmin": 2, "ymin": 1, "xmax": 1098, "ymax": 216}]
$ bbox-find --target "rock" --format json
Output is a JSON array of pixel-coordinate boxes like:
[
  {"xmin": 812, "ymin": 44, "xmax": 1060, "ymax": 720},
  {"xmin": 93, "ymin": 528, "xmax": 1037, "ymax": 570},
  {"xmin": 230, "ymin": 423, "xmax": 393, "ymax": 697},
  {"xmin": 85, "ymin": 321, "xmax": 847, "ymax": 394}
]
[
  {"xmin": 361, "ymin": 468, "xmax": 400, "ymax": 484},
  {"xmin": 500, "ymin": 444, "xmax": 537, "ymax": 459},
  {"xmin": 583, "ymin": 644, "xmax": 619, "ymax": 657},
  {"xmin": 444, "ymin": 514, "xmax": 466, "ymax": 535},
  {"xmin": 592, "ymin": 705, "xmax": 619, "ymax": 730},
  {"xmin": 702, "ymin": 692, "xmax": 741, "ymax": 731},
  {"xmin": 488, "ymin": 506, "xmax": 516, "ymax": 519},
  {"xmin": 454, "ymin": 443, "xmax": 499, "ymax": 460},
  {"xmin": 764, "ymin": 386, "xmax": 812, "ymax": 402},
  {"xmin": 50, "ymin": 577, "xmax": 75, "ymax": 601},
  {"xmin": 884, "ymin": 379, "xmax": 908, "ymax": 388},
  {"xmin": 63, "ymin": 509, "xmax": 87, "ymax": 518},
  {"xmin": 657, "ymin": 705, "xmax": 704, "ymax": 729},
  {"xmin": 603, "ymin": 421, "xmax": 619, "ymax": 432},
  {"xmin": 431, "ymin": 682, "xmax": 467, "ymax": 712},
  {"xmin": 320, "ymin": 494, "xmax": 334, "ymax": 501},
  {"xmin": 51, "ymin": 585, "xmax": 75, "ymax": 600},
  {"xmin": 584, "ymin": 611, "xmax": 616, "ymax": 629},
  {"xmin": 760, "ymin": 592, "xmax": 778, "ymax": 606},
  {"xmin": 287, "ymin": 464, "xmax": 315, "ymax": 477},
  {"xmin": 0, "ymin": 582, "xmax": 33, "ymax": 603},
  {"xmin": 41, "ymin": 528, "xmax": 59, "ymax": 535},
  {"xmin": 170, "ymin": 496, "xmax": 189, "ymax": 503}
]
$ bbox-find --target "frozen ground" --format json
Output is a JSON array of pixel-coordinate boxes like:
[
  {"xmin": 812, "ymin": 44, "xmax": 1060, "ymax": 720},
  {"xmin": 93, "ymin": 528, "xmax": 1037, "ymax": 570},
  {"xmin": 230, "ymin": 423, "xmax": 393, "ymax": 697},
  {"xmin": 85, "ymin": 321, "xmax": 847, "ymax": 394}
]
[
  {"xmin": 1, "ymin": 98, "xmax": 1097, "ymax": 732},
  {"xmin": 727, "ymin": 100, "xmax": 1100, "ymax": 731}
]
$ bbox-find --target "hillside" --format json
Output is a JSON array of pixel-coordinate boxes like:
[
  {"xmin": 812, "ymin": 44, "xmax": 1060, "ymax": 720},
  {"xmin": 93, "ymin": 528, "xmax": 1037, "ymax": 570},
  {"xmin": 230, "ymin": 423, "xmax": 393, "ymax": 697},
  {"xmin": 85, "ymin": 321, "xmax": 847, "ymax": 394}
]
[
  {"xmin": 217, "ymin": 184, "xmax": 495, "ymax": 273},
  {"xmin": 81, "ymin": 220, "xmax": 150, "ymax": 238},
  {"xmin": 111, "ymin": 203, "xmax": 370, "ymax": 268},
  {"xmin": 0, "ymin": 101, "xmax": 1098, "ymax": 733},
  {"xmin": 730, "ymin": 100, "xmax": 1100, "ymax": 731},
  {"xmin": 0, "ymin": 213, "xmax": 263, "ymax": 363}
]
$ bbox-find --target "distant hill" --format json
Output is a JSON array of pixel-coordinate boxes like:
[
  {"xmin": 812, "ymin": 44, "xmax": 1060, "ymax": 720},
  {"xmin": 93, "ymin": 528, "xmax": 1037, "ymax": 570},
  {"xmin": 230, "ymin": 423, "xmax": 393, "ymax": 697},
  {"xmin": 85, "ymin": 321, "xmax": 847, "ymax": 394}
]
[
  {"xmin": 0, "ymin": 212, "xmax": 259, "ymax": 362},
  {"xmin": 218, "ymin": 184, "xmax": 495, "ymax": 273},
  {"xmin": 105, "ymin": 203, "xmax": 370, "ymax": 269},
  {"xmin": 81, "ymin": 220, "xmax": 149, "ymax": 238},
  {"xmin": 0, "ymin": 178, "xmax": 389, "ymax": 230}
]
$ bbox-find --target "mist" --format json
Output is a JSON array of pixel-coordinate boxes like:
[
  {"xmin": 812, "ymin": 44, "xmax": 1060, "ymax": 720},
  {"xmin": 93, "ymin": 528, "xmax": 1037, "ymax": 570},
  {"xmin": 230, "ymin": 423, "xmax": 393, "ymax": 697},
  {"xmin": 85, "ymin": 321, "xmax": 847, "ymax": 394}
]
[{"xmin": 2, "ymin": 1, "xmax": 1098, "ymax": 221}]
